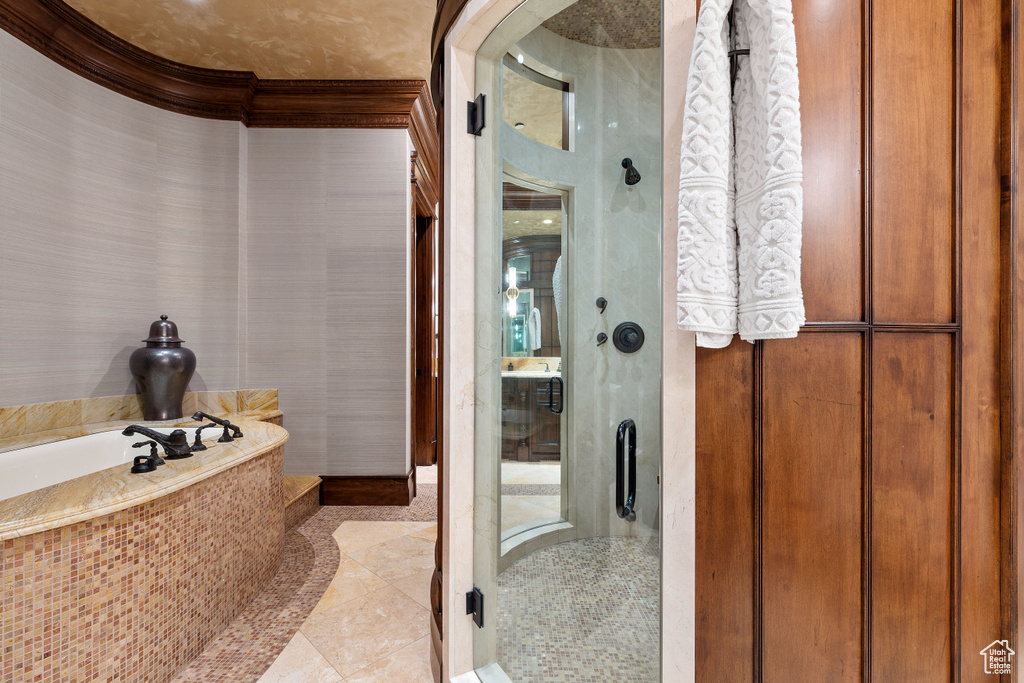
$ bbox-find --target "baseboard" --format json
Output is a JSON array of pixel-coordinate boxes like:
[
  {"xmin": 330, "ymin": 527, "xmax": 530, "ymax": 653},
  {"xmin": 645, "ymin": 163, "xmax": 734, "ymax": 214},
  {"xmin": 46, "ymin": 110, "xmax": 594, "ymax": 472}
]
[{"xmin": 319, "ymin": 468, "xmax": 416, "ymax": 506}]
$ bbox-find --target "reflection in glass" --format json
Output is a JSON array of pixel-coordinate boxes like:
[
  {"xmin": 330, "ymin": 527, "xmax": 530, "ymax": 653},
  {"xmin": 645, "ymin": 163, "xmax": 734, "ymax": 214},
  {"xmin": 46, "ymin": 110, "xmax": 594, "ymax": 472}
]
[
  {"xmin": 501, "ymin": 55, "xmax": 570, "ymax": 150},
  {"xmin": 500, "ymin": 179, "xmax": 564, "ymax": 541},
  {"xmin": 476, "ymin": 0, "xmax": 663, "ymax": 676}
]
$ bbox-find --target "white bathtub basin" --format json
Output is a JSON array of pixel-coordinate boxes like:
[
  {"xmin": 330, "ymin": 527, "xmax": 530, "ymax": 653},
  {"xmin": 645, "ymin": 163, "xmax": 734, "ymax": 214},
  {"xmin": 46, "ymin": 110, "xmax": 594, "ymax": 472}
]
[{"xmin": 0, "ymin": 427, "xmax": 216, "ymax": 501}]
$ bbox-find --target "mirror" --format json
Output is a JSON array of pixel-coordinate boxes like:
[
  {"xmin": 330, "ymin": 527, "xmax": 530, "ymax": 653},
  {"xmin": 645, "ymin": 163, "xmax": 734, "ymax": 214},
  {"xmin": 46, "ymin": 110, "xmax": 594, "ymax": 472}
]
[
  {"xmin": 500, "ymin": 177, "xmax": 566, "ymax": 542},
  {"xmin": 501, "ymin": 54, "xmax": 571, "ymax": 151}
]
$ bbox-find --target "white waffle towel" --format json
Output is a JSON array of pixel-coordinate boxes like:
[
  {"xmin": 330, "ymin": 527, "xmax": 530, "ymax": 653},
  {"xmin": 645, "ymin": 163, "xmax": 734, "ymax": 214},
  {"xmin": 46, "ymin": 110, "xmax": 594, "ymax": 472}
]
[{"xmin": 677, "ymin": 0, "xmax": 805, "ymax": 348}]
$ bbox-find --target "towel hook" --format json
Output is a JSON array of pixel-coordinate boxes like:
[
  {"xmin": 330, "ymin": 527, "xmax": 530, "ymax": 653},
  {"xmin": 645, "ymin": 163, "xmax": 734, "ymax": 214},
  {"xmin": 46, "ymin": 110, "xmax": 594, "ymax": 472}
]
[{"xmin": 727, "ymin": 5, "xmax": 750, "ymax": 90}]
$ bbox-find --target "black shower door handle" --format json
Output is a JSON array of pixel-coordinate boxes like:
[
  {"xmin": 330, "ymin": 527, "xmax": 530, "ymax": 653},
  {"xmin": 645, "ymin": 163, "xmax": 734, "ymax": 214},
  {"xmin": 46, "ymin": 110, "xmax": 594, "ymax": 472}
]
[
  {"xmin": 616, "ymin": 418, "xmax": 636, "ymax": 521},
  {"xmin": 548, "ymin": 376, "xmax": 564, "ymax": 414}
]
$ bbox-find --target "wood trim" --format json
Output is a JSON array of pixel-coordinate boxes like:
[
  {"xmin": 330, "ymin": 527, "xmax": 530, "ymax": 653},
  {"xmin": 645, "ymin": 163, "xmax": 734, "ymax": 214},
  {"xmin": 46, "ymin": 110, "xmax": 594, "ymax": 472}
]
[
  {"xmin": 431, "ymin": 0, "xmax": 472, "ymax": 110},
  {"xmin": 0, "ymin": 0, "xmax": 439, "ymax": 132},
  {"xmin": 319, "ymin": 469, "xmax": 417, "ymax": 506},
  {"xmin": 0, "ymin": 0, "xmax": 440, "ymax": 231},
  {"xmin": 502, "ymin": 182, "xmax": 563, "ymax": 211},
  {"xmin": 752, "ymin": 340, "xmax": 765, "ymax": 682},
  {"xmin": 1000, "ymin": 0, "xmax": 1022, "ymax": 674}
]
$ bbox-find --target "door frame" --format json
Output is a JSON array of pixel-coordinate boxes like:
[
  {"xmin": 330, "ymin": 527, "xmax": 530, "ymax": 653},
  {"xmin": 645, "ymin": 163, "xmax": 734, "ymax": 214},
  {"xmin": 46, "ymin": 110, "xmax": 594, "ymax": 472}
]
[{"xmin": 438, "ymin": 0, "xmax": 698, "ymax": 679}]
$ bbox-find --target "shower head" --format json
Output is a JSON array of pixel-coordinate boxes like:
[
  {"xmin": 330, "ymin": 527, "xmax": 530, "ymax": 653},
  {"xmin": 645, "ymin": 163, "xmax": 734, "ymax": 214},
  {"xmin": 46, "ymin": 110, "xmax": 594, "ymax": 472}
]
[{"xmin": 621, "ymin": 158, "xmax": 641, "ymax": 186}]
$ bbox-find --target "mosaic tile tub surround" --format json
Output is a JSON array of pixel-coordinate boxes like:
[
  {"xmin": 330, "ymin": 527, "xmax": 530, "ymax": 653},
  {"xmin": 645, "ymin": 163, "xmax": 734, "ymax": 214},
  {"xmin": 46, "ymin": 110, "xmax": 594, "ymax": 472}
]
[{"xmin": 1, "ymin": 445, "xmax": 285, "ymax": 683}]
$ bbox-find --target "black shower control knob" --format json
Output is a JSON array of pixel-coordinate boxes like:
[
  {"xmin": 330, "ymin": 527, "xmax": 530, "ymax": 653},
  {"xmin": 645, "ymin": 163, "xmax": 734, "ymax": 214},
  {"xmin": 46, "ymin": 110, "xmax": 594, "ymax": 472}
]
[{"xmin": 612, "ymin": 322, "xmax": 645, "ymax": 353}]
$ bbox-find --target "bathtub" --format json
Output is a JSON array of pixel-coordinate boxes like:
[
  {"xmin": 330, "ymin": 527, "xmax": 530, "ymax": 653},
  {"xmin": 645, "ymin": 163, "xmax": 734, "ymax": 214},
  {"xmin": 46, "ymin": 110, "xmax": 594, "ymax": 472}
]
[
  {"xmin": 0, "ymin": 418, "xmax": 289, "ymax": 683},
  {"xmin": 0, "ymin": 426, "xmax": 215, "ymax": 501}
]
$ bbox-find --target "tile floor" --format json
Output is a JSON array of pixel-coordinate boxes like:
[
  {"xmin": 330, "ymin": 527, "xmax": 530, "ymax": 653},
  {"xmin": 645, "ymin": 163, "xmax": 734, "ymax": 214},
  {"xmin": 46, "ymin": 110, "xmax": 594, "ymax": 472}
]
[
  {"xmin": 173, "ymin": 467, "xmax": 438, "ymax": 683},
  {"xmin": 257, "ymin": 469, "xmax": 438, "ymax": 683},
  {"xmin": 500, "ymin": 461, "xmax": 562, "ymax": 534},
  {"xmin": 497, "ymin": 536, "xmax": 661, "ymax": 683}
]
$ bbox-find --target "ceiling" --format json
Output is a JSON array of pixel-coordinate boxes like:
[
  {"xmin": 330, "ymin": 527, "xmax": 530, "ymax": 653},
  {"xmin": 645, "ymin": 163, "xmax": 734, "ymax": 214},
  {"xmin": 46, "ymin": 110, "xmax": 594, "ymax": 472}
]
[
  {"xmin": 542, "ymin": 0, "xmax": 661, "ymax": 49},
  {"xmin": 63, "ymin": 0, "xmax": 658, "ymax": 81},
  {"xmin": 502, "ymin": 66, "xmax": 564, "ymax": 150},
  {"xmin": 64, "ymin": 0, "xmax": 436, "ymax": 79},
  {"xmin": 503, "ymin": 210, "xmax": 563, "ymax": 240}
]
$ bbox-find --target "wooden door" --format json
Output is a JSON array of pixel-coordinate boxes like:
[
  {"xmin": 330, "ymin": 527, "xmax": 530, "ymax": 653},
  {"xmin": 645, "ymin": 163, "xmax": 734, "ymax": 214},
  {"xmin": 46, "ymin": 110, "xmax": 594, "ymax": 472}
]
[
  {"xmin": 696, "ymin": 0, "xmax": 1008, "ymax": 680},
  {"xmin": 413, "ymin": 213, "xmax": 439, "ymax": 467}
]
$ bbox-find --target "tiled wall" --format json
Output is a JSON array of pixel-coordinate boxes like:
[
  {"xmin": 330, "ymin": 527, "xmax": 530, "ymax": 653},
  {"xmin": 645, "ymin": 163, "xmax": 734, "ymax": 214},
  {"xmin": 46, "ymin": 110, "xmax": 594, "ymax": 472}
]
[
  {"xmin": 0, "ymin": 445, "xmax": 285, "ymax": 683},
  {"xmin": 0, "ymin": 29, "xmax": 412, "ymax": 478}
]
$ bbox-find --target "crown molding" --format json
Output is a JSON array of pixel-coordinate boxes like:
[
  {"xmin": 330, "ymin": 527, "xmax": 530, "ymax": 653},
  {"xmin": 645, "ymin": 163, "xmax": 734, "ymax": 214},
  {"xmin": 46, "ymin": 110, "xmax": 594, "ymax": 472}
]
[
  {"xmin": 0, "ymin": 0, "xmax": 438, "ymax": 207},
  {"xmin": 0, "ymin": 0, "xmax": 439, "ymax": 132}
]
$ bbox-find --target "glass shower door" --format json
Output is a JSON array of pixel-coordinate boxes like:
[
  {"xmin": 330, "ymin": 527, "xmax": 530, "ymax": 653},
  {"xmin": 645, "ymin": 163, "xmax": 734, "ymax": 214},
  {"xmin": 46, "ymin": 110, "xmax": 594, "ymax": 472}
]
[{"xmin": 473, "ymin": 0, "xmax": 662, "ymax": 680}]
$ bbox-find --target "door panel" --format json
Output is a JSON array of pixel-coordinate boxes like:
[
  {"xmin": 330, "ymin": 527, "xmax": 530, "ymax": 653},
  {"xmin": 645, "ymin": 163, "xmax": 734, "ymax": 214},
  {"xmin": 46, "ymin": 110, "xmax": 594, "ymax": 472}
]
[
  {"xmin": 871, "ymin": 333, "xmax": 954, "ymax": 682},
  {"xmin": 695, "ymin": 0, "xmax": 1004, "ymax": 680},
  {"xmin": 762, "ymin": 334, "xmax": 863, "ymax": 682},
  {"xmin": 871, "ymin": 0, "xmax": 955, "ymax": 324}
]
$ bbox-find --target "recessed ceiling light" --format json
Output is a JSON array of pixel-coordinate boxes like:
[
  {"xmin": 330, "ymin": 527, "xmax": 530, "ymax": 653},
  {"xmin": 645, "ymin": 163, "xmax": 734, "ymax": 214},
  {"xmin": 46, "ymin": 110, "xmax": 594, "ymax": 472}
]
[
  {"xmin": 543, "ymin": 219, "xmax": 553, "ymax": 224},
  {"xmin": 513, "ymin": 220, "xmax": 520, "ymax": 224},
  {"xmin": 517, "ymin": 54, "xmax": 524, "ymax": 64},
  {"xmin": 514, "ymin": 122, "xmax": 525, "ymax": 129}
]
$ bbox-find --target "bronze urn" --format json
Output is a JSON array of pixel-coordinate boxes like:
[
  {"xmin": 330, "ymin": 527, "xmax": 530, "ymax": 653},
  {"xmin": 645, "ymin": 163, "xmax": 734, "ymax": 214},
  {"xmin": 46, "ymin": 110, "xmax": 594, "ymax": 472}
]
[{"xmin": 129, "ymin": 315, "xmax": 196, "ymax": 421}]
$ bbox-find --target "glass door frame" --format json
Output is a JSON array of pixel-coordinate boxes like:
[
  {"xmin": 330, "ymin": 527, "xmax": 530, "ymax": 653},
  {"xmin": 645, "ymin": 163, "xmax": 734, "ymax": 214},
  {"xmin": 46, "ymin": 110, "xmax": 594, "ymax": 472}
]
[
  {"xmin": 495, "ymin": 170, "xmax": 574, "ymax": 561},
  {"xmin": 439, "ymin": 0, "xmax": 697, "ymax": 680}
]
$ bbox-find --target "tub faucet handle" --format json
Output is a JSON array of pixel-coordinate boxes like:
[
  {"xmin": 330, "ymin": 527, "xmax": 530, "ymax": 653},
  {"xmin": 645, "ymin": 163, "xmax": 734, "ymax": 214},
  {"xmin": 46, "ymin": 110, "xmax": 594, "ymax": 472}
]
[
  {"xmin": 122, "ymin": 426, "xmax": 191, "ymax": 459},
  {"xmin": 130, "ymin": 454, "xmax": 159, "ymax": 474},
  {"xmin": 218, "ymin": 420, "xmax": 239, "ymax": 443},
  {"xmin": 191, "ymin": 423, "xmax": 221, "ymax": 452},
  {"xmin": 191, "ymin": 411, "xmax": 244, "ymax": 439},
  {"xmin": 131, "ymin": 440, "xmax": 163, "ymax": 467}
]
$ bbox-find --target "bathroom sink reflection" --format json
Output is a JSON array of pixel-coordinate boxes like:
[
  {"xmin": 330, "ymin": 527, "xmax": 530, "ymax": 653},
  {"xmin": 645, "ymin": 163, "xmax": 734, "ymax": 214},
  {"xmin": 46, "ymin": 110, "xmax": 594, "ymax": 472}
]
[{"xmin": 501, "ymin": 356, "xmax": 561, "ymax": 378}]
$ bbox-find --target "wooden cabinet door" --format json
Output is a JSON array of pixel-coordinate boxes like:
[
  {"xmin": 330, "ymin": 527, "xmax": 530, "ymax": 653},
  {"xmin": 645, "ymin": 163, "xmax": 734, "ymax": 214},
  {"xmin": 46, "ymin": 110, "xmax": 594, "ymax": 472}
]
[{"xmin": 530, "ymin": 377, "xmax": 561, "ymax": 460}]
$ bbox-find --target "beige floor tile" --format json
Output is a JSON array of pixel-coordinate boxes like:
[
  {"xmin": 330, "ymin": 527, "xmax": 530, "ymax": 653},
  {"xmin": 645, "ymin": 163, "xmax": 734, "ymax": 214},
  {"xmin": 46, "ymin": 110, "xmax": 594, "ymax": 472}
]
[
  {"xmin": 501, "ymin": 461, "xmax": 562, "ymax": 485},
  {"xmin": 348, "ymin": 534, "xmax": 436, "ymax": 582},
  {"xmin": 390, "ymin": 569, "xmax": 434, "ymax": 610},
  {"xmin": 301, "ymin": 585, "xmax": 429, "ymax": 678},
  {"xmin": 416, "ymin": 466, "xmax": 438, "ymax": 485},
  {"xmin": 345, "ymin": 636, "xmax": 434, "ymax": 683},
  {"xmin": 332, "ymin": 521, "xmax": 416, "ymax": 555},
  {"xmin": 501, "ymin": 495, "xmax": 562, "ymax": 534},
  {"xmin": 310, "ymin": 557, "xmax": 389, "ymax": 615},
  {"xmin": 406, "ymin": 524, "xmax": 438, "ymax": 542},
  {"xmin": 256, "ymin": 631, "xmax": 346, "ymax": 683}
]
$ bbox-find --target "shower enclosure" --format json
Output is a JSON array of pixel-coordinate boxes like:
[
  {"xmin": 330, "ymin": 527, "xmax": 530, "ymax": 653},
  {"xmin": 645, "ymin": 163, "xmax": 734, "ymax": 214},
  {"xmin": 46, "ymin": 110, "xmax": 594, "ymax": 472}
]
[{"xmin": 472, "ymin": 0, "xmax": 663, "ymax": 679}]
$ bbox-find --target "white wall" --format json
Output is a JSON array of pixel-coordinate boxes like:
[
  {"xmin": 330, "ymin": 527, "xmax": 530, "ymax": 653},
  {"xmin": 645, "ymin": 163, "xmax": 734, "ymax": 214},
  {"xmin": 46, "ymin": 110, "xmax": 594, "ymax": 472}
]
[
  {"xmin": 247, "ymin": 129, "xmax": 412, "ymax": 477},
  {"xmin": 0, "ymin": 31, "xmax": 413, "ymax": 478},
  {"xmin": 0, "ymin": 32, "xmax": 243, "ymax": 404}
]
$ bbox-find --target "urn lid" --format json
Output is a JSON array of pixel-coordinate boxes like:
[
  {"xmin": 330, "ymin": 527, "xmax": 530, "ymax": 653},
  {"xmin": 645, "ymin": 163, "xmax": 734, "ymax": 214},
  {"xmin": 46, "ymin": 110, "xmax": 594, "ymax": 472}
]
[{"xmin": 142, "ymin": 315, "xmax": 185, "ymax": 344}]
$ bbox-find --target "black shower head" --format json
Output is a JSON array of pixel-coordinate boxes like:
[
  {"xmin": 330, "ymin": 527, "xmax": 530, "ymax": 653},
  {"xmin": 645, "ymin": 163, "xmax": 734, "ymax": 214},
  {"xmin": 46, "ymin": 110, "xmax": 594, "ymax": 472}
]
[{"xmin": 621, "ymin": 158, "xmax": 641, "ymax": 186}]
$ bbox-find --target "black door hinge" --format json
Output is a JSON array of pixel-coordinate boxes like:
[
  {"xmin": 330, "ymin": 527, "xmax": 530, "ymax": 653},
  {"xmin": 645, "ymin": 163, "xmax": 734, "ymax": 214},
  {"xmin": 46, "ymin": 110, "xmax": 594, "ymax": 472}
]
[
  {"xmin": 466, "ymin": 587, "xmax": 484, "ymax": 628},
  {"xmin": 467, "ymin": 94, "xmax": 485, "ymax": 136}
]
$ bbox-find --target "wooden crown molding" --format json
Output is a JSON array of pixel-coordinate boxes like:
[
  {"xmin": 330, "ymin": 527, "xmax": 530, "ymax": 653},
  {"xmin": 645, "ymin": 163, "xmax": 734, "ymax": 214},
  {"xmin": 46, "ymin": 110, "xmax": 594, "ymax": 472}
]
[{"xmin": 0, "ymin": 0, "xmax": 439, "ymax": 130}]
